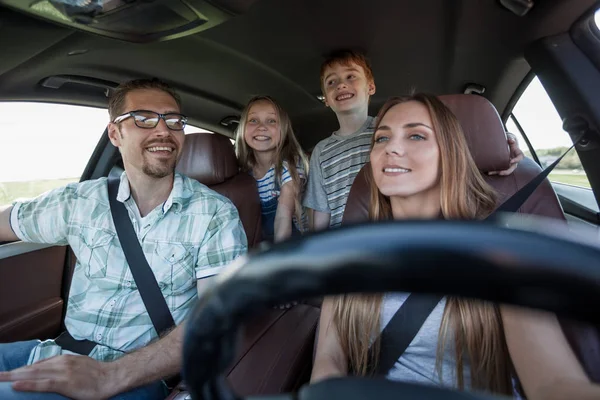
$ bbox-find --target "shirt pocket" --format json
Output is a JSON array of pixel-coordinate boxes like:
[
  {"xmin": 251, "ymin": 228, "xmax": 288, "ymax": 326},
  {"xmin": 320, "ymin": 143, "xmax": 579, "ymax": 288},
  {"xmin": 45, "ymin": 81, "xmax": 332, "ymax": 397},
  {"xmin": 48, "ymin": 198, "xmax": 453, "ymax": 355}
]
[
  {"xmin": 154, "ymin": 242, "xmax": 195, "ymax": 295},
  {"xmin": 78, "ymin": 226, "xmax": 115, "ymax": 279}
]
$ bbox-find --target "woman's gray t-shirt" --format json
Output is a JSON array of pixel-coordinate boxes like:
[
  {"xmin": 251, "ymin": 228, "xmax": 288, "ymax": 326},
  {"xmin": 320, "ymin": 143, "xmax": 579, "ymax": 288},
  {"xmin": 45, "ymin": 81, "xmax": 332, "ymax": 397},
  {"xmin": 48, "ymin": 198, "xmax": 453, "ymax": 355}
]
[{"xmin": 379, "ymin": 293, "xmax": 470, "ymax": 389}]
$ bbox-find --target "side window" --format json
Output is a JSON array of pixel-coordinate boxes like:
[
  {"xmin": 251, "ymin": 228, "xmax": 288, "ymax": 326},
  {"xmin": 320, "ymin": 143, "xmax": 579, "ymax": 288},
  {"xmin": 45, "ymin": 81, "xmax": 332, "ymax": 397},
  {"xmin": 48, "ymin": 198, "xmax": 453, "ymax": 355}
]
[
  {"xmin": 506, "ymin": 76, "xmax": 591, "ymax": 189},
  {"xmin": 0, "ymin": 103, "xmax": 108, "ymax": 207},
  {"xmin": 0, "ymin": 109, "xmax": 230, "ymax": 208}
]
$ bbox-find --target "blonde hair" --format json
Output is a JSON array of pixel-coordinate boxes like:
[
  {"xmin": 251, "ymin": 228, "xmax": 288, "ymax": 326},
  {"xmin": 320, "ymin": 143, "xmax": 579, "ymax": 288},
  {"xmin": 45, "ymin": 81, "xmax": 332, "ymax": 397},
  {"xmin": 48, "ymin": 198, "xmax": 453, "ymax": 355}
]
[
  {"xmin": 333, "ymin": 94, "xmax": 512, "ymax": 395},
  {"xmin": 235, "ymin": 95, "xmax": 309, "ymax": 231}
]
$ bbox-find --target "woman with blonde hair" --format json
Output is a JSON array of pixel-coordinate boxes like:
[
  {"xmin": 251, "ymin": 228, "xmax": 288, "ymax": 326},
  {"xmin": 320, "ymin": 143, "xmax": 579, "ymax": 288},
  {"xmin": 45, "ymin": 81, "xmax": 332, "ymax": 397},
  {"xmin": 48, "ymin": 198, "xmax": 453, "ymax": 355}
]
[{"xmin": 311, "ymin": 93, "xmax": 600, "ymax": 399}]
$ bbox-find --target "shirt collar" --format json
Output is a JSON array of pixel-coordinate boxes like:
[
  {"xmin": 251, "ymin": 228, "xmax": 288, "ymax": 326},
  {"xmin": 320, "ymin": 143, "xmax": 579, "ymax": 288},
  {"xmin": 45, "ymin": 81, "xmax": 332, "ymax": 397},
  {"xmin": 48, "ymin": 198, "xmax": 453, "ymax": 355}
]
[
  {"xmin": 332, "ymin": 116, "xmax": 376, "ymax": 139},
  {"xmin": 116, "ymin": 171, "xmax": 188, "ymax": 214}
]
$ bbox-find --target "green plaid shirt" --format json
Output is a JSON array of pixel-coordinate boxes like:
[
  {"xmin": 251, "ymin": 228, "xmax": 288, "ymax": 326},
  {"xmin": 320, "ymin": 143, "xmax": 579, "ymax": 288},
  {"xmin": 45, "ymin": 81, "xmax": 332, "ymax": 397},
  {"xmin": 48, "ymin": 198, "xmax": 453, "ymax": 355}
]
[{"xmin": 10, "ymin": 172, "xmax": 247, "ymax": 364}]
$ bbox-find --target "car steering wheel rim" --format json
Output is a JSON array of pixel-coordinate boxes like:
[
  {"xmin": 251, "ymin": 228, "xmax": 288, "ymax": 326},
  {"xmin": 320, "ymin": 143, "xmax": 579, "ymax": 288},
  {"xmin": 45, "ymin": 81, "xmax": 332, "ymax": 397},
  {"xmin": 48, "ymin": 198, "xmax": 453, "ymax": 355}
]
[{"xmin": 181, "ymin": 219, "xmax": 600, "ymax": 400}]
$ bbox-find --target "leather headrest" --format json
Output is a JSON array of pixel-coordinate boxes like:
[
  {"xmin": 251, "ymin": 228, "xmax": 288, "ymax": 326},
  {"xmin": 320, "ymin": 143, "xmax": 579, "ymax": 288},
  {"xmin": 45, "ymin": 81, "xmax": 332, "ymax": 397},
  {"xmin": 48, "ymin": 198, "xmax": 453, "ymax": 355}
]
[
  {"xmin": 439, "ymin": 94, "xmax": 510, "ymax": 172},
  {"xmin": 176, "ymin": 132, "xmax": 239, "ymax": 186}
]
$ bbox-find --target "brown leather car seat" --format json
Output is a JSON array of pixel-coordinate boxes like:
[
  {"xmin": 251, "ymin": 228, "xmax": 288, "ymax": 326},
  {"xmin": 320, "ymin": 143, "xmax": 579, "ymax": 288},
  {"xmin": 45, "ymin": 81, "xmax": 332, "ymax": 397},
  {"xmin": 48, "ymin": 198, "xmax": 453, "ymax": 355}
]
[
  {"xmin": 343, "ymin": 94, "xmax": 565, "ymax": 223},
  {"xmin": 176, "ymin": 131, "xmax": 261, "ymax": 247},
  {"xmin": 170, "ymin": 132, "xmax": 320, "ymax": 399},
  {"xmin": 341, "ymin": 94, "xmax": 600, "ymax": 383}
]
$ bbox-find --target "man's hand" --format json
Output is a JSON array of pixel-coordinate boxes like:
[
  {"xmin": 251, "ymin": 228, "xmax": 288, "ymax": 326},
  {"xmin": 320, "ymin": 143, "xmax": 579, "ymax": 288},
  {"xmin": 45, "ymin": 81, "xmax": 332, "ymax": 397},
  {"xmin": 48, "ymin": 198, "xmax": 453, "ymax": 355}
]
[
  {"xmin": 488, "ymin": 132, "xmax": 525, "ymax": 176},
  {"xmin": 0, "ymin": 323, "xmax": 183, "ymax": 398},
  {"xmin": 0, "ymin": 355, "xmax": 118, "ymax": 400}
]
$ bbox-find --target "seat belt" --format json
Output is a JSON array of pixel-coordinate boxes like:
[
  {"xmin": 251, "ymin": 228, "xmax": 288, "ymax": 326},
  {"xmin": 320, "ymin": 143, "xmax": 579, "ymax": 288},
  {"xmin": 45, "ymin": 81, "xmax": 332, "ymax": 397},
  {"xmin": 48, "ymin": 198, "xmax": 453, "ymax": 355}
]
[
  {"xmin": 106, "ymin": 175, "xmax": 176, "ymax": 336},
  {"xmin": 56, "ymin": 175, "xmax": 176, "ymax": 354},
  {"xmin": 375, "ymin": 293, "xmax": 444, "ymax": 375},
  {"xmin": 489, "ymin": 140, "xmax": 578, "ymax": 217},
  {"xmin": 375, "ymin": 142, "xmax": 579, "ymax": 376}
]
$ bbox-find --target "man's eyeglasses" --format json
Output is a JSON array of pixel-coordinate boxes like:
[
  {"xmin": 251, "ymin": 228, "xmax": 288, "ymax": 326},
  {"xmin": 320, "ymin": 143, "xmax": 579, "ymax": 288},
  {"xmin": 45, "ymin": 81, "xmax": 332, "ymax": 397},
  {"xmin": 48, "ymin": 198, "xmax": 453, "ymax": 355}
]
[{"xmin": 113, "ymin": 110, "xmax": 188, "ymax": 131}]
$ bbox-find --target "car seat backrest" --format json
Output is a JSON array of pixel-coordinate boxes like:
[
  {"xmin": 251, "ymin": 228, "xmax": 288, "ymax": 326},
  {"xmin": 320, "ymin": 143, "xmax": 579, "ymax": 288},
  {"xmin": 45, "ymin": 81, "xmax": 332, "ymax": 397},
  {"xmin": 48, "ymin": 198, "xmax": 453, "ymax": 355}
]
[
  {"xmin": 176, "ymin": 132, "xmax": 261, "ymax": 248},
  {"xmin": 342, "ymin": 93, "xmax": 600, "ymax": 383}
]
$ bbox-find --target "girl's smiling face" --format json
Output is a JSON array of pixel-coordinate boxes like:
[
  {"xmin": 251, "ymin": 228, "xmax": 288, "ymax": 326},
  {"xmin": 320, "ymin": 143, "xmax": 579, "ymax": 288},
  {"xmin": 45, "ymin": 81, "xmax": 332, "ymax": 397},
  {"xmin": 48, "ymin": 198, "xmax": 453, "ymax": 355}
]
[{"xmin": 244, "ymin": 100, "xmax": 281, "ymax": 153}]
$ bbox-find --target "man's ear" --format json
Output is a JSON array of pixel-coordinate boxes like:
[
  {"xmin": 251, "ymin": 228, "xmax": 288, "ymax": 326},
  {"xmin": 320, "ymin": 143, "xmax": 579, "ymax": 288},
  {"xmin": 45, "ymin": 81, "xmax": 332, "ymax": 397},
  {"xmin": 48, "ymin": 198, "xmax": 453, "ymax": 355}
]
[
  {"xmin": 368, "ymin": 81, "xmax": 376, "ymax": 96},
  {"xmin": 107, "ymin": 123, "xmax": 121, "ymax": 147}
]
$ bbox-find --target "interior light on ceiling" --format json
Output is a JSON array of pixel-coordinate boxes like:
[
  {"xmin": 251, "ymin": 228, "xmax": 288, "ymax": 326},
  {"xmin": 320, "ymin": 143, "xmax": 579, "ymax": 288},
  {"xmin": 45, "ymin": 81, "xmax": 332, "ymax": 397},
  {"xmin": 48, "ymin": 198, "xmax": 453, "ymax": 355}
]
[
  {"xmin": 46, "ymin": 0, "xmax": 129, "ymax": 23},
  {"xmin": 18, "ymin": 0, "xmax": 242, "ymax": 43}
]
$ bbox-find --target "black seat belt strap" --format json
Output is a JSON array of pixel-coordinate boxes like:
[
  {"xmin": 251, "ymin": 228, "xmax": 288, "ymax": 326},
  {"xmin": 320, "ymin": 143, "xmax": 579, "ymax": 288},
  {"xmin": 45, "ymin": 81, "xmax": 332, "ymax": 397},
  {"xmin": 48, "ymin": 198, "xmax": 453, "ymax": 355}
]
[
  {"xmin": 490, "ymin": 140, "xmax": 579, "ymax": 217},
  {"xmin": 107, "ymin": 176, "xmax": 176, "ymax": 336},
  {"xmin": 375, "ymin": 293, "xmax": 444, "ymax": 375},
  {"xmin": 55, "ymin": 331, "xmax": 96, "ymax": 355},
  {"xmin": 56, "ymin": 176, "xmax": 177, "ymax": 356}
]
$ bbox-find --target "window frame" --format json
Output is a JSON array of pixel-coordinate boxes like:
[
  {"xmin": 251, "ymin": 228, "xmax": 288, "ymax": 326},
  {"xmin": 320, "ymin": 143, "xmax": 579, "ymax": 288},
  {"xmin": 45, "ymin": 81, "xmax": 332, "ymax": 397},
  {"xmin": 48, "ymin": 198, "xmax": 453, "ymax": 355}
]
[
  {"xmin": 503, "ymin": 74, "xmax": 591, "ymax": 188},
  {"xmin": 502, "ymin": 72, "xmax": 599, "ymax": 222}
]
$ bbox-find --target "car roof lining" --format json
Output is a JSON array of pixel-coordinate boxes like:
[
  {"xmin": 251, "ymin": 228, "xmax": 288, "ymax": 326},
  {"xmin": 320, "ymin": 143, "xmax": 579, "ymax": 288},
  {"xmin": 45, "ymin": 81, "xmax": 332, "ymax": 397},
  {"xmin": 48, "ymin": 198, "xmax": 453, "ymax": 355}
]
[{"xmin": 0, "ymin": 0, "xmax": 597, "ymax": 148}]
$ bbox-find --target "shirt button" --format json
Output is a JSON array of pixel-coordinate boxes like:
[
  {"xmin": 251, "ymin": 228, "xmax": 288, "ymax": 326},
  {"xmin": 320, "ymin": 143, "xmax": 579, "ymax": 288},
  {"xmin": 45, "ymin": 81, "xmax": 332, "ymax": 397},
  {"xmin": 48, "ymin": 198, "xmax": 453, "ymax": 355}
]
[
  {"xmin": 169, "ymin": 256, "xmax": 175, "ymax": 262},
  {"xmin": 125, "ymin": 281, "xmax": 132, "ymax": 288},
  {"xmin": 96, "ymin": 333, "xmax": 103, "ymax": 341},
  {"xmin": 110, "ymin": 299, "xmax": 116, "ymax": 307}
]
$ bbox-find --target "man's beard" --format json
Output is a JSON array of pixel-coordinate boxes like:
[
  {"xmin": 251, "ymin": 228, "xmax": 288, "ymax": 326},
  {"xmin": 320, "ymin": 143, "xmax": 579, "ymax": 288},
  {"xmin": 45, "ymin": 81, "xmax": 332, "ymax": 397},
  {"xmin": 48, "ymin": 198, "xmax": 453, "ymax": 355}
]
[
  {"xmin": 140, "ymin": 136, "xmax": 179, "ymax": 179},
  {"xmin": 142, "ymin": 157, "xmax": 176, "ymax": 178}
]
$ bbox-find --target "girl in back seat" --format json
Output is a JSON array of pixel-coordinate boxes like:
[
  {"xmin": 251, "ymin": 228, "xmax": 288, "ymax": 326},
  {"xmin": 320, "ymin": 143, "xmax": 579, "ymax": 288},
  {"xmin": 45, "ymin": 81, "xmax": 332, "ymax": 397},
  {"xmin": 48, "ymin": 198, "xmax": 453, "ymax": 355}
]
[
  {"xmin": 311, "ymin": 93, "xmax": 600, "ymax": 399},
  {"xmin": 235, "ymin": 95, "xmax": 309, "ymax": 243}
]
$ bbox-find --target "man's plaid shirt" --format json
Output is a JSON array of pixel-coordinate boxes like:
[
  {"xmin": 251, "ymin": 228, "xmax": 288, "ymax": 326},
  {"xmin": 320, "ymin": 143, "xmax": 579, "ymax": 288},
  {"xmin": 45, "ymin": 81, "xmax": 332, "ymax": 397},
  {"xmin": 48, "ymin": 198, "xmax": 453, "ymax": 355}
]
[{"xmin": 10, "ymin": 171, "xmax": 247, "ymax": 364}]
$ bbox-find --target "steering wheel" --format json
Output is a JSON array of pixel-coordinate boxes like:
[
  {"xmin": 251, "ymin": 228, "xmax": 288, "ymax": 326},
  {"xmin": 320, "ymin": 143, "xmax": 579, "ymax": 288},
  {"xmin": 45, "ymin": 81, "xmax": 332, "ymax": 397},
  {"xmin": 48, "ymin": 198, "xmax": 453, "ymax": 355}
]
[{"xmin": 181, "ymin": 219, "xmax": 600, "ymax": 400}]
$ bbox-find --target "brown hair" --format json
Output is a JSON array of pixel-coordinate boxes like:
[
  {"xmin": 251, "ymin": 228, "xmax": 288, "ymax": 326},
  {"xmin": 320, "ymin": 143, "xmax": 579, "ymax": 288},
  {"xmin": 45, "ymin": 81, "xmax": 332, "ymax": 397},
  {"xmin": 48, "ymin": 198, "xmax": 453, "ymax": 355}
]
[
  {"xmin": 108, "ymin": 78, "xmax": 182, "ymax": 121},
  {"xmin": 235, "ymin": 95, "xmax": 310, "ymax": 231},
  {"xmin": 333, "ymin": 94, "xmax": 513, "ymax": 395},
  {"xmin": 320, "ymin": 49, "xmax": 375, "ymax": 93}
]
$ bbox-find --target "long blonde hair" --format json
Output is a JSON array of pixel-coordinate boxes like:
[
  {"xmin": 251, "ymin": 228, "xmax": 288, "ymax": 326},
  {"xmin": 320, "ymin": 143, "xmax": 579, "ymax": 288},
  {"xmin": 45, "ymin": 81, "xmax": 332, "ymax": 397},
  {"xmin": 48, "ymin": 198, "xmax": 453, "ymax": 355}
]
[
  {"xmin": 333, "ymin": 94, "xmax": 512, "ymax": 395},
  {"xmin": 235, "ymin": 95, "xmax": 310, "ymax": 231}
]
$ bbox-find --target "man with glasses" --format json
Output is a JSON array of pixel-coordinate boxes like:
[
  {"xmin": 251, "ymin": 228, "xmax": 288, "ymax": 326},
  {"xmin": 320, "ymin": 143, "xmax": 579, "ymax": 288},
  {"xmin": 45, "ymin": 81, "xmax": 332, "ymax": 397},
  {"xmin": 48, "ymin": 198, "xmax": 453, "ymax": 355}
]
[{"xmin": 0, "ymin": 78, "xmax": 248, "ymax": 399}]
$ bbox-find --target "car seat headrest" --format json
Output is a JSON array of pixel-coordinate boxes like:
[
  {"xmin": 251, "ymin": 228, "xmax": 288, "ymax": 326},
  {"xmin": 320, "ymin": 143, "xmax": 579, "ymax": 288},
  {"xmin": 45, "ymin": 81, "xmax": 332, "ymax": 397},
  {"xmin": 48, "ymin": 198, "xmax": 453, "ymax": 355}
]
[
  {"xmin": 439, "ymin": 94, "xmax": 510, "ymax": 172},
  {"xmin": 176, "ymin": 132, "xmax": 239, "ymax": 185}
]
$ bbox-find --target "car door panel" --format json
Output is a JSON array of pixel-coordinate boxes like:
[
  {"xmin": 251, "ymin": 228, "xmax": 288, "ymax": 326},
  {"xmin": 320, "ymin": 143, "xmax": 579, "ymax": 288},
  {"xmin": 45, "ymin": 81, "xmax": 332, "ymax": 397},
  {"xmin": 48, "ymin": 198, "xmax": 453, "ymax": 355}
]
[
  {"xmin": 554, "ymin": 183, "xmax": 600, "ymax": 225},
  {"xmin": 0, "ymin": 243, "xmax": 66, "ymax": 342}
]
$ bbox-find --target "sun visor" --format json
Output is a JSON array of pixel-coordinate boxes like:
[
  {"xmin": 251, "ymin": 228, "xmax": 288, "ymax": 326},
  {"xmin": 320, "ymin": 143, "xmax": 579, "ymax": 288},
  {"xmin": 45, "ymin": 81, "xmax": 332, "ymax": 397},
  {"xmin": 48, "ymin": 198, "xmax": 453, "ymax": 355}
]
[{"xmin": 0, "ymin": 0, "xmax": 259, "ymax": 42}]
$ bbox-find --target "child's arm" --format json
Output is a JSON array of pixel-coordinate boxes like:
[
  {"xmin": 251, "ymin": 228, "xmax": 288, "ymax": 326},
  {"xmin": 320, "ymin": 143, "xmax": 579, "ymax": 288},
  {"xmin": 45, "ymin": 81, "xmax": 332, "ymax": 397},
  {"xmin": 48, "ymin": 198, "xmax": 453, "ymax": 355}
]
[
  {"xmin": 304, "ymin": 144, "xmax": 332, "ymax": 230},
  {"xmin": 312, "ymin": 210, "xmax": 331, "ymax": 231},
  {"xmin": 274, "ymin": 181, "xmax": 296, "ymax": 242}
]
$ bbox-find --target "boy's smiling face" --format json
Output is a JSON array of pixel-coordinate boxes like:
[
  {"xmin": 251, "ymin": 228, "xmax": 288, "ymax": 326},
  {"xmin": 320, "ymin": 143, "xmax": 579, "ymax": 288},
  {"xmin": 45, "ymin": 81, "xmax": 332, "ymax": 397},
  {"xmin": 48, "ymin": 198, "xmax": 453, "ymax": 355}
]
[{"xmin": 322, "ymin": 61, "xmax": 376, "ymax": 115}]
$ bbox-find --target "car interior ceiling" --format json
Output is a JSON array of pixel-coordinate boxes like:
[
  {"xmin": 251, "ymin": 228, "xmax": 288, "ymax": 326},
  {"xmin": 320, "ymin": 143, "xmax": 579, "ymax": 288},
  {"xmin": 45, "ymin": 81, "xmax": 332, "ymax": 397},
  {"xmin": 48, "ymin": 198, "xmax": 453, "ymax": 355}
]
[
  {"xmin": 0, "ymin": 0, "xmax": 597, "ymax": 151},
  {"xmin": 2, "ymin": 1, "xmax": 600, "ymax": 399}
]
